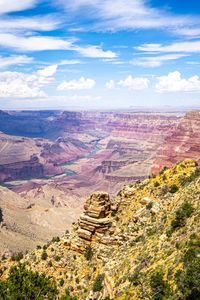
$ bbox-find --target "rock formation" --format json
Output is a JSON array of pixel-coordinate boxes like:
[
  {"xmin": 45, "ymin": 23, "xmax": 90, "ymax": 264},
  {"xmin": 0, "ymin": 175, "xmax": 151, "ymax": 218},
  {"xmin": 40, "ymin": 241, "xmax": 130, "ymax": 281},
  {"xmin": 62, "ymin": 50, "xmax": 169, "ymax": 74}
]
[
  {"xmin": 152, "ymin": 110, "xmax": 200, "ymax": 174},
  {"xmin": 66, "ymin": 192, "xmax": 119, "ymax": 253}
]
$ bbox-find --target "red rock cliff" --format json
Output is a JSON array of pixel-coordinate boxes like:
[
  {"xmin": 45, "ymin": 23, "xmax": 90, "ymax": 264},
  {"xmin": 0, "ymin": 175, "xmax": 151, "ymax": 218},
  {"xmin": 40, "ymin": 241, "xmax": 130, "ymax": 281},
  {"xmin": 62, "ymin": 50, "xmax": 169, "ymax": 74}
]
[{"xmin": 152, "ymin": 110, "xmax": 200, "ymax": 174}]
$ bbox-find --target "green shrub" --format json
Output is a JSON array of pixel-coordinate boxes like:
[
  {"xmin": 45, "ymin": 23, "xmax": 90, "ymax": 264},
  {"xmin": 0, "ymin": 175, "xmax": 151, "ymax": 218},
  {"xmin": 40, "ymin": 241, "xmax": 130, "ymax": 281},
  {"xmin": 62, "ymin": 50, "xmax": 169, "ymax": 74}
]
[
  {"xmin": 128, "ymin": 272, "xmax": 141, "ymax": 286},
  {"xmin": 59, "ymin": 278, "xmax": 64, "ymax": 286},
  {"xmin": 84, "ymin": 246, "xmax": 93, "ymax": 261},
  {"xmin": 154, "ymin": 181, "xmax": 160, "ymax": 187},
  {"xmin": 0, "ymin": 263, "xmax": 57, "ymax": 299},
  {"xmin": 59, "ymin": 288, "xmax": 78, "ymax": 300},
  {"xmin": 169, "ymin": 184, "xmax": 179, "ymax": 194},
  {"xmin": 93, "ymin": 274, "xmax": 105, "ymax": 292},
  {"xmin": 51, "ymin": 236, "xmax": 60, "ymax": 243},
  {"xmin": 171, "ymin": 201, "xmax": 194, "ymax": 231},
  {"xmin": 146, "ymin": 201, "xmax": 153, "ymax": 210},
  {"xmin": 11, "ymin": 252, "xmax": 24, "ymax": 262},
  {"xmin": 176, "ymin": 256, "xmax": 200, "ymax": 299},
  {"xmin": 54, "ymin": 255, "xmax": 61, "ymax": 262},
  {"xmin": 150, "ymin": 270, "xmax": 171, "ymax": 300},
  {"xmin": 41, "ymin": 251, "xmax": 48, "ymax": 260}
]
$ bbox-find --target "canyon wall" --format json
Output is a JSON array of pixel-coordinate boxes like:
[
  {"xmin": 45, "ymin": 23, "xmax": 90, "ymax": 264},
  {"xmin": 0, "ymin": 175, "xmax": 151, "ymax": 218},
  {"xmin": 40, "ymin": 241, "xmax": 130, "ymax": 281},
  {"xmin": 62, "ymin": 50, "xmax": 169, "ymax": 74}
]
[{"xmin": 152, "ymin": 110, "xmax": 200, "ymax": 174}]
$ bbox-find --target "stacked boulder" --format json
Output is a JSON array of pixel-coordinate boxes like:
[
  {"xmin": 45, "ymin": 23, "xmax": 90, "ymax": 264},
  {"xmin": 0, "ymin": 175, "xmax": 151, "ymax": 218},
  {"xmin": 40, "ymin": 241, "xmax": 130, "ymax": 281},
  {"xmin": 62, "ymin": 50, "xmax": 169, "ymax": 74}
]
[{"xmin": 77, "ymin": 192, "xmax": 112, "ymax": 242}]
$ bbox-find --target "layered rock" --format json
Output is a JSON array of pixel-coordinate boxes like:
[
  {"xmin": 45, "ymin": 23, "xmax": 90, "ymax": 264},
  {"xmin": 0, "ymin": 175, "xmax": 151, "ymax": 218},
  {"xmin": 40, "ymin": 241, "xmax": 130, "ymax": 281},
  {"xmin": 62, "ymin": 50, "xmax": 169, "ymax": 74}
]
[
  {"xmin": 0, "ymin": 133, "xmax": 90, "ymax": 182},
  {"xmin": 76, "ymin": 192, "xmax": 112, "ymax": 242},
  {"xmin": 65, "ymin": 192, "xmax": 119, "ymax": 253},
  {"xmin": 152, "ymin": 110, "xmax": 200, "ymax": 174}
]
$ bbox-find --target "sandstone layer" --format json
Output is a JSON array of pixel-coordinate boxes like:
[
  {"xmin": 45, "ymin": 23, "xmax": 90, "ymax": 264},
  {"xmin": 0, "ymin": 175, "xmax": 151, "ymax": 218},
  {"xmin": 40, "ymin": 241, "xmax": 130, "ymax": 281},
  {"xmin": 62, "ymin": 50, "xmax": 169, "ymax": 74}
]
[{"xmin": 152, "ymin": 110, "xmax": 200, "ymax": 174}]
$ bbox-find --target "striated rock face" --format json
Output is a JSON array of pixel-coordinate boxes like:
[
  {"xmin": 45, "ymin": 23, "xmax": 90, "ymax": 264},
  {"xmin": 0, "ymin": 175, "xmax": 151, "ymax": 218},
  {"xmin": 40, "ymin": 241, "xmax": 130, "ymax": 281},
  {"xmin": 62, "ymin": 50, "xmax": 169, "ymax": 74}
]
[
  {"xmin": 152, "ymin": 110, "xmax": 200, "ymax": 174},
  {"xmin": 0, "ymin": 155, "xmax": 44, "ymax": 182},
  {"xmin": 0, "ymin": 133, "xmax": 90, "ymax": 182},
  {"xmin": 76, "ymin": 192, "xmax": 112, "ymax": 243},
  {"xmin": 64, "ymin": 192, "xmax": 119, "ymax": 253}
]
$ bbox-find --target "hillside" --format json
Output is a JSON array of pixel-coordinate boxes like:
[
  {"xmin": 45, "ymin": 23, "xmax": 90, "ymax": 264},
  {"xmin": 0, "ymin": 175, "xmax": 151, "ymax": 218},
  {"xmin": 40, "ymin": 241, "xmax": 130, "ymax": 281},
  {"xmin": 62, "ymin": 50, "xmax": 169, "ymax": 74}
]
[{"xmin": 1, "ymin": 159, "xmax": 200, "ymax": 299}]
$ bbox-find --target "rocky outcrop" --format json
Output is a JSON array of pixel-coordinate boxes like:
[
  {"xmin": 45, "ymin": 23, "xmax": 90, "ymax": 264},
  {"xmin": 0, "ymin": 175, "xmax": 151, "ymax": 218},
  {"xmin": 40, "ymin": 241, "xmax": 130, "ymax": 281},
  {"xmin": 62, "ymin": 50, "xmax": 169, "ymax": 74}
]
[
  {"xmin": 152, "ymin": 110, "xmax": 200, "ymax": 174},
  {"xmin": 66, "ymin": 192, "xmax": 119, "ymax": 253}
]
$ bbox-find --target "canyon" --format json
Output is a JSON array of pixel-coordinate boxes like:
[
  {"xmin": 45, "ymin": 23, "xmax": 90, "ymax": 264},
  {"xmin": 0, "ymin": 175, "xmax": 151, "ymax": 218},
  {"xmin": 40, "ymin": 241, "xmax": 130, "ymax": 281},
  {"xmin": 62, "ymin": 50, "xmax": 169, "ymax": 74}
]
[{"xmin": 1, "ymin": 108, "xmax": 199, "ymax": 255}]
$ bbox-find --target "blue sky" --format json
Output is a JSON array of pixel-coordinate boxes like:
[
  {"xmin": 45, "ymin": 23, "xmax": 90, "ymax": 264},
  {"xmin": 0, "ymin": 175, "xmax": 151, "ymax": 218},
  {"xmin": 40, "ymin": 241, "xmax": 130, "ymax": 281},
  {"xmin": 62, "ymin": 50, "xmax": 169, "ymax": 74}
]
[{"xmin": 0, "ymin": 0, "xmax": 200, "ymax": 109}]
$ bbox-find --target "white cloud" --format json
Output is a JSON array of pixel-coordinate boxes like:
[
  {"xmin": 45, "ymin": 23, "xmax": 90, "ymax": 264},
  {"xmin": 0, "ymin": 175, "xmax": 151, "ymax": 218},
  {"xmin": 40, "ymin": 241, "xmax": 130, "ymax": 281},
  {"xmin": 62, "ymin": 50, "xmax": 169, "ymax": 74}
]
[
  {"xmin": 156, "ymin": 71, "xmax": 200, "ymax": 93},
  {"xmin": 37, "ymin": 65, "xmax": 58, "ymax": 77},
  {"xmin": 74, "ymin": 45, "xmax": 117, "ymax": 58},
  {"xmin": 118, "ymin": 75, "xmax": 149, "ymax": 90},
  {"xmin": 0, "ymin": 15, "xmax": 62, "ymax": 32},
  {"xmin": 137, "ymin": 41, "xmax": 200, "ymax": 53},
  {"xmin": 131, "ymin": 54, "xmax": 188, "ymax": 67},
  {"xmin": 59, "ymin": 0, "xmax": 199, "ymax": 32},
  {"xmin": 57, "ymin": 77, "xmax": 96, "ymax": 90},
  {"xmin": 175, "ymin": 28, "xmax": 200, "ymax": 37},
  {"xmin": 105, "ymin": 80, "xmax": 115, "ymax": 89},
  {"xmin": 59, "ymin": 59, "xmax": 82, "ymax": 65},
  {"xmin": 0, "ymin": 65, "xmax": 57, "ymax": 98},
  {"xmin": 0, "ymin": 55, "xmax": 33, "ymax": 69},
  {"xmin": 0, "ymin": 0, "xmax": 37, "ymax": 14},
  {"xmin": 0, "ymin": 33, "xmax": 116, "ymax": 59},
  {"xmin": 0, "ymin": 33, "xmax": 73, "ymax": 51}
]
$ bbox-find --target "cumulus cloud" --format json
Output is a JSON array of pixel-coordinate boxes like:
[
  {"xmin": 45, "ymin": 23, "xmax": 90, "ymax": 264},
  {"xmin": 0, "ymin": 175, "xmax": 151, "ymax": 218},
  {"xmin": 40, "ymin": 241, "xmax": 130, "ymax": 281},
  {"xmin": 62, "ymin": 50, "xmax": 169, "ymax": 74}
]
[
  {"xmin": 118, "ymin": 75, "xmax": 149, "ymax": 90},
  {"xmin": 131, "ymin": 54, "xmax": 188, "ymax": 68},
  {"xmin": 105, "ymin": 80, "xmax": 115, "ymax": 89},
  {"xmin": 37, "ymin": 65, "xmax": 58, "ymax": 77},
  {"xmin": 156, "ymin": 71, "xmax": 200, "ymax": 93},
  {"xmin": 57, "ymin": 77, "xmax": 96, "ymax": 90},
  {"xmin": 0, "ymin": 65, "xmax": 57, "ymax": 98}
]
